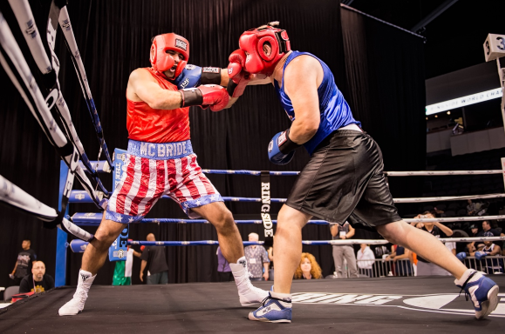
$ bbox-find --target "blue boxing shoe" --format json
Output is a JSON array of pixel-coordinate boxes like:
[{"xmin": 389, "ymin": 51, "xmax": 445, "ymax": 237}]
[
  {"xmin": 455, "ymin": 269, "xmax": 499, "ymax": 319},
  {"xmin": 248, "ymin": 292, "xmax": 292, "ymax": 323}
]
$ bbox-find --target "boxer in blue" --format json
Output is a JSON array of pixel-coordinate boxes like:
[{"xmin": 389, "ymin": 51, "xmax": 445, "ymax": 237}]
[{"xmin": 227, "ymin": 22, "xmax": 500, "ymax": 323}]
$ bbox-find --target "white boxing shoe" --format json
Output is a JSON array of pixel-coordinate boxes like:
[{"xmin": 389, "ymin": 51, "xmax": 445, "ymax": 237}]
[
  {"xmin": 58, "ymin": 269, "xmax": 96, "ymax": 316},
  {"xmin": 238, "ymin": 280, "xmax": 269, "ymax": 307},
  {"xmin": 230, "ymin": 257, "xmax": 269, "ymax": 307}
]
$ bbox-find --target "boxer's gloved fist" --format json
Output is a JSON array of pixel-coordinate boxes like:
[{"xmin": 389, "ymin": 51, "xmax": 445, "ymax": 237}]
[
  {"xmin": 475, "ymin": 251, "xmax": 487, "ymax": 261},
  {"xmin": 268, "ymin": 129, "xmax": 300, "ymax": 165},
  {"xmin": 179, "ymin": 84, "xmax": 230, "ymax": 111},
  {"xmin": 173, "ymin": 64, "xmax": 202, "ymax": 89},
  {"xmin": 227, "ymin": 49, "xmax": 250, "ymax": 98},
  {"xmin": 456, "ymin": 252, "xmax": 467, "ymax": 262}
]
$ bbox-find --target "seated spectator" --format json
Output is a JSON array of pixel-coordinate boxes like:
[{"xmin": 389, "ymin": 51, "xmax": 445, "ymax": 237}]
[
  {"xmin": 19, "ymin": 261, "xmax": 54, "ymax": 293},
  {"xmin": 472, "ymin": 240, "xmax": 503, "ymax": 273},
  {"xmin": 478, "ymin": 220, "xmax": 501, "ymax": 237},
  {"xmin": 465, "ymin": 224, "xmax": 480, "ymax": 255},
  {"xmin": 294, "ymin": 253, "xmax": 323, "ymax": 280},
  {"xmin": 356, "ymin": 244, "xmax": 375, "ymax": 277},
  {"xmin": 467, "ymin": 199, "xmax": 476, "ymax": 216}
]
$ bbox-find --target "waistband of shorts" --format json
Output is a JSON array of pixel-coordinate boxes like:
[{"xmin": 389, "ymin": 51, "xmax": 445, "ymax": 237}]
[
  {"xmin": 314, "ymin": 128, "xmax": 366, "ymax": 152},
  {"xmin": 127, "ymin": 139, "xmax": 193, "ymax": 160}
]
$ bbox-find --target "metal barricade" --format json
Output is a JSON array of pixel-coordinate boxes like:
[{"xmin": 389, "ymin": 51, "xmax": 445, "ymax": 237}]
[
  {"xmin": 463, "ymin": 255, "xmax": 505, "ymax": 275},
  {"xmin": 355, "ymin": 258, "xmax": 415, "ymax": 278},
  {"xmin": 350, "ymin": 256, "xmax": 505, "ymax": 278}
]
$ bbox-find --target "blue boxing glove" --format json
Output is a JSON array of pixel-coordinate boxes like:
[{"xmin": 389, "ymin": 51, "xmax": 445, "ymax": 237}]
[
  {"xmin": 475, "ymin": 251, "xmax": 487, "ymax": 261},
  {"xmin": 456, "ymin": 252, "xmax": 467, "ymax": 262},
  {"xmin": 172, "ymin": 64, "xmax": 202, "ymax": 89},
  {"xmin": 173, "ymin": 64, "xmax": 222, "ymax": 90},
  {"xmin": 268, "ymin": 129, "xmax": 300, "ymax": 165}
]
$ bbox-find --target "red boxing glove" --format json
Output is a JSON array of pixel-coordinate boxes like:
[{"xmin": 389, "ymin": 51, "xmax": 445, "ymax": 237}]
[
  {"xmin": 228, "ymin": 49, "xmax": 246, "ymax": 80},
  {"xmin": 179, "ymin": 84, "xmax": 230, "ymax": 111},
  {"xmin": 227, "ymin": 49, "xmax": 250, "ymax": 98}
]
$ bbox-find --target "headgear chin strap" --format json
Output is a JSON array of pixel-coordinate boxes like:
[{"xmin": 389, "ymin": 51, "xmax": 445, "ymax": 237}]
[
  {"xmin": 150, "ymin": 33, "xmax": 189, "ymax": 79},
  {"xmin": 238, "ymin": 22, "xmax": 291, "ymax": 76}
]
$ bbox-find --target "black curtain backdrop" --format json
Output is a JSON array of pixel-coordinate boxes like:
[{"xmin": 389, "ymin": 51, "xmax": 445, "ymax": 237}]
[{"xmin": 0, "ymin": 0, "xmax": 425, "ymax": 287}]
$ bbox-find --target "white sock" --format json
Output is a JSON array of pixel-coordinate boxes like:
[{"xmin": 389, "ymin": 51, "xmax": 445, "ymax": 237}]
[
  {"xmin": 77, "ymin": 269, "xmax": 96, "ymax": 291},
  {"xmin": 454, "ymin": 269, "xmax": 477, "ymax": 286},
  {"xmin": 229, "ymin": 256, "xmax": 248, "ymax": 278},
  {"xmin": 271, "ymin": 291, "xmax": 291, "ymax": 302}
]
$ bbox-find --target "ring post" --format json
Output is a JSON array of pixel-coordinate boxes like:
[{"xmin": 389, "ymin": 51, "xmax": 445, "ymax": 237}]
[
  {"xmin": 108, "ymin": 148, "xmax": 129, "ymax": 262},
  {"xmin": 56, "ymin": 160, "xmax": 69, "ymax": 287}
]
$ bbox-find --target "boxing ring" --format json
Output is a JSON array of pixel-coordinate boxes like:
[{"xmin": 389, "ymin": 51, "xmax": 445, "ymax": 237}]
[
  {"xmin": 35, "ymin": 151, "xmax": 504, "ymax": 333},
  {"xmin": 1, "ymin": 2, "xmax": 505, "ymax": 332}
]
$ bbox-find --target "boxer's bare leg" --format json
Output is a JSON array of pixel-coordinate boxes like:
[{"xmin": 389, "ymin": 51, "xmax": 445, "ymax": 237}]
[{"xmin": 193, "ymin": 202, "xmax": 268, "ymax": 306}]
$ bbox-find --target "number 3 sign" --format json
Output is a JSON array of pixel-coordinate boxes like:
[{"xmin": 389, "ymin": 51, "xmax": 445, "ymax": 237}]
[{"xmin": 483, "ymin": 33, "xmax": 505, "ymax": 62}]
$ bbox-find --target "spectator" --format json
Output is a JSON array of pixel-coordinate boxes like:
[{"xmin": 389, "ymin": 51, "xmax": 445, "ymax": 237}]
[
  {"xmin": 113, "ymin": 239, "xmax": 142, "ymax": 285},
  {"xmin": 385, "ymin": 245, "xmax": 413, "ymax": 276},
  {"xmin": 10, "ymin": 239, "xmax": 37, "ymax": 285},
  {"xmin": 415, "ymin": 211, "xmax": 453, "ymax": 276},
  {"xmin": 473, "ymin": 240, "xmax": 503, "ymax": 273},
  {"xmin": 478, "ymin": 220, "xmax": 501, "ymax": 237},
  {"xmin": 267, "ymin": 246, "xmax": 274, "ymax": 281},
  {"xmin": 465, "ymin": 224, "xmax": 480, "ymax": 255},
  {"xmin": 467, "ymin": 199, "xmax": 476, "ymax": 216},
  {"xmin": 356, "ymin": 244, "xmax": 375, "ymax": 277},
  {"xmin": 19, "ymin": 261, "xmax": 54, "ymax": 293},
  {"xmin": 216, "ymin": 246, "xmax": 233, "ymax": 282},
  {"xmin": 330, "ymin": 221, "xmax": 358, "ymax": 278},
  {"xmin": 244, "ymin": 233, "xmax": 270, "ymax": 281},
  {"xmin": 140, "ymin": 234, "xmax": 169, "ymax": 284},
  {"xmin": 294, "ymin": 253, "xmax": 323, "ymax": 279}
]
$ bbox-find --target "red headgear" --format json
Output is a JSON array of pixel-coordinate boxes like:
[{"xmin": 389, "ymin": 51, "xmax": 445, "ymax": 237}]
[
  {"xmin": 238, "ymin": 22, "xmax": 291, "ymax": 76},
  {"xmin": 150, "ymin": 33, "xmax": 189, "ymax": 79}
]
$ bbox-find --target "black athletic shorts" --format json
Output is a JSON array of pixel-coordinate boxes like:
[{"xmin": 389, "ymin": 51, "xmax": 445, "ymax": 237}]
[{"xmin": 286, "ymin": 130, "xmax": 401, "ymax": 227}]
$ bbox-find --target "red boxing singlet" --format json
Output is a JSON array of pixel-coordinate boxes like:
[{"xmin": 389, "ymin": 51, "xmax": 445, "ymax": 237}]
[{"xmin": 127, "ymin": 68, "xmax": 190, "ymax": 143}]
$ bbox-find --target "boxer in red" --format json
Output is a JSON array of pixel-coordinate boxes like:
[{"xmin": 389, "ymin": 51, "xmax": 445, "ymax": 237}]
[{"xmin": 59, "ymin": 33, "xmax": 268, "ymax": 316}]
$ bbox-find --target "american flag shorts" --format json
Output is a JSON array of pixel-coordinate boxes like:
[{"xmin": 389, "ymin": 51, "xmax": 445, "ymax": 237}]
[{"xmin": 105, "ymin": 152, "xmax": 223, "ymax": 223}]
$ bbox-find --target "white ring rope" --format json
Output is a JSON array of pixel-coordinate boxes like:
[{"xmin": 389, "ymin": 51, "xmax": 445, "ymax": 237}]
[
  {"xmin": 393, "ymin": 193, "xmax": 505, "ymax": 203},
  {"xmin": 404, "ymin": 215, "xmax": 505, "ymax": 223},
  {"xmin": 385, "ymin": 170, "xmax": 502, "ymax": 176},
  {"xmin": 70, "ymin": 236, "xmax": 505, "ymax": 253}
]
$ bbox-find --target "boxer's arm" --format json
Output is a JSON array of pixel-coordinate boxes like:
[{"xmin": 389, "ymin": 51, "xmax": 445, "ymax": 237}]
[
  {"xmin": 283, "ymin": 56, "xmax": 322, "ymax": 144},
  {"xmin": 127, "ymin": 68, "xmax": 182, "ymax": 110}
]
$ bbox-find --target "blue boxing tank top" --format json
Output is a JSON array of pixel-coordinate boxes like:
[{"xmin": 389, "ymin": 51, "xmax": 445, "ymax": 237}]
[{"xmin": 274, "ymin": 51, "xmax": 361, "ymax": 155}]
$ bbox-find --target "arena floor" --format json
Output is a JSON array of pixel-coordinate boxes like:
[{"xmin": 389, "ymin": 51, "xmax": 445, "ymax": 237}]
[{"xmin": 1, "ymin": 276, "xmax": 504, "ymax": 333}]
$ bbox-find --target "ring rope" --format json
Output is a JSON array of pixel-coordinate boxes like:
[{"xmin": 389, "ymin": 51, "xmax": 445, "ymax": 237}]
[
  {"xmin": 70, "ymin": 236, "xmax": 505, "ymax": 252},
  {"xmin": 201, "ymin": 169, "xmax": 503, "ymax": 177},
  {"xmin": 68, "ymin": 191, "xmax": 505, "ymax": 204},
  {"xmin": 70, "ymin": 213, "xmax": 505, "ymax": 226},
  {"xmin": 384, "ymin": 170, "xmax": 502, "ymax": 176}
]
